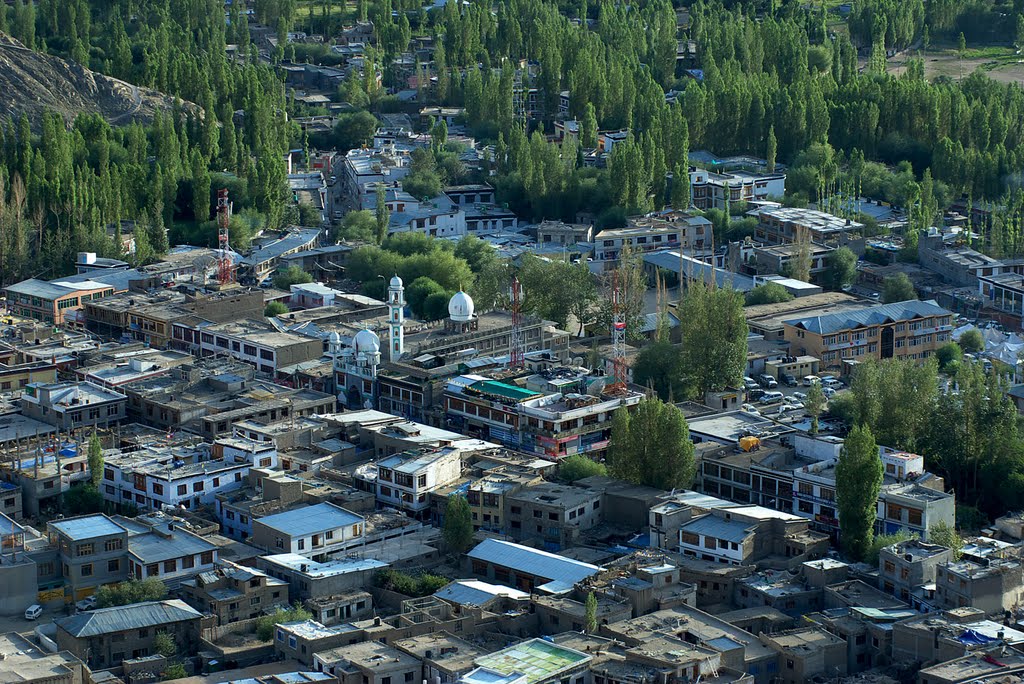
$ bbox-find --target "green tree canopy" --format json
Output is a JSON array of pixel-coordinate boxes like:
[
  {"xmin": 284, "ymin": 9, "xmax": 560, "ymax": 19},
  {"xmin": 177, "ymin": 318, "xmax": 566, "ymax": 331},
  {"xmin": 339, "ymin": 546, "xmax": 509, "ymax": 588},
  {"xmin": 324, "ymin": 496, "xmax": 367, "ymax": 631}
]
[
  {"xmin": 336, "ymin": 210, "xmax": 378, "ymax": 243},
  {"xmin": 836, "ymin": 424, "xmax": 883, "ymax": 562},
  {"xmin": 633, "ymin": 341, "xmax": 685, "ymax": 401},
  {"xmin": 264, "ymin": 301, "xmax": 289, "ymax": 317},
  {"xmin": 95, "ymin": 577, "xmax": 168, "ymax": 608},
  {"xmin": 882, "ymin": 273, "xmax": 917, "ymax": 303},
  {"xmin": 745, "ymin": 282, "xmax": 793, "ymax": 306},
  {"xmin": 935, "ymin": 342, "xmax": 963, "ymax": 371},
  {"xmin": 272, "ymin": 265, "xmax": 314, "ymax": 290},
  {"xmin": 442, "ymin": 494, "xmax": 474, "ymax": 553},
  {"xmin": 677, "ymin": 281, "xmax": 748, "ymax": 398},
  {"xmin": 558, "ymin": 454, "xmax": 607, "ymax": 483},
  {"xmin": 825, "ymin": 247, "xmax": 858, "ymax": 290},
  {"xmin": 958, "ymin": 329, "xmax": 984, "ymax": 353},
  {"xmin": 87, "ymin": 433, "xmax": 103, "ymax": 488},
  {"xmin": 606, "ymin": 398, "xmax": 696, "ymax": 489}
]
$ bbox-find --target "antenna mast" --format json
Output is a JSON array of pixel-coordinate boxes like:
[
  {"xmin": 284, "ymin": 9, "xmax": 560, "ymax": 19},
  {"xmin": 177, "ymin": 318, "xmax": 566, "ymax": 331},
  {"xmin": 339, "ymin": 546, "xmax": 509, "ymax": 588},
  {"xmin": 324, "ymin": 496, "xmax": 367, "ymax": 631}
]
[
  {"xmin": 611, "ymin": 269, "xmax": 626, "ymax": 386},
  {"xmin": 217, "ymin": 188, "xmax": 234, "ymax": 286},
  {"xmin": 509, "ymin": 275, "xmax": 524, "ymax": 369}
]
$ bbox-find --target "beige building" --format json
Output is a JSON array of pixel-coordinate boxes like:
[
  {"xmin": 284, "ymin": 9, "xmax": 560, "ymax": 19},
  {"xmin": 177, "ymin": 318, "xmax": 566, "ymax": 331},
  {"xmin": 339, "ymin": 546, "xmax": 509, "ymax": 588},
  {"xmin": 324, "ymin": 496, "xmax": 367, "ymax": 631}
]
[{"xmin": 783, "ymin": 300, "xmax": 954, "ymax": 369}]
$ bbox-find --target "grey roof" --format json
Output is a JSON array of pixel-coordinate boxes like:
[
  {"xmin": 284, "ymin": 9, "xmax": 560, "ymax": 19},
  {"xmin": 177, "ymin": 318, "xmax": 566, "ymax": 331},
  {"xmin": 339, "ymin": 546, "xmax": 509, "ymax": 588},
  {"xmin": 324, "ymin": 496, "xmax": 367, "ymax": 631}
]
[
  {"xmin": 128, "ymin": 529, "xmax": 218, "ymax": 564},
  {"xmin": 50, "ymin": 515, "xmax": 126, "ymax": 541},
  {"xmin": 643, "ymin": 251, "xmax": 757, "ymax": 292},
  {"xmin": 241, "ymin": 228, "xmax": 320, "ymax": 265},
  {"xmin": 783, "ymin": 299, "xmax": 951, "ymax": 335},
  {"xmin": 58, "ymin": 268, "xmax": 150, "ymax": 292},
  {"xmin": 434, "ymin": 580, "xmax": 529, "ymax": 606},
  {"xmin": 255, "ymin": 502, "xmax": 363, "ymax": 537},
  {"xmin": 467, "ymin": 539, "xmax": 599, "ymax": 592},
  {"xmin": 5, "ymin": 278, "xmax": 78, "ymax": 300},
  {"xmin": 56, "ymin": 600, "xmax": 202, "ymax": 637},
  {"xmin": 680, "ymin": 514, "xmax": 752, "ymax": 544}
]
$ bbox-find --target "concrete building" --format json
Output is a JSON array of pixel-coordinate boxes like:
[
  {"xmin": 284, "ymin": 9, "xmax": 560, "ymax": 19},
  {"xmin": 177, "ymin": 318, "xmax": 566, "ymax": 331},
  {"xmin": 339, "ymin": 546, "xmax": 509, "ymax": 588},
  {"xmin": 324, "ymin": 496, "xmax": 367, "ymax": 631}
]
[
  {"xmin": 394, "ymin": 633, "xmax": 489, "ymax": 684},
  {"xmin": 257, "ymin": 554, "xmax": 388, "ymax": 600},
  {"xmin": 753, "ymin": 243, "xmax": 834, "ymax": 279},
  {"xmin": 21, "ymin": 381, "xmax": 127, "ymax": 430},
  {"xmin": 749, "ymin": 206, "xmax": 863, "ymax": 247},
  {"xmin": 758, "ymin": 627, "xmax": 847, "ymax": 684},
  {"xmin": 783, "ymin": 299, "xmax": 954, "ymax": 368},
  {"xmin": 365, "ymin": 447, "xmax": 462, "ymax": 518},
  {"xmin": 54, "ymin": 599, "xmax": 203, "ymax": 670},
  {"xmin": 48, "ymin": 515, "xmax": 130, "ymax": 602},
  {"xmin": 313, "ymin": 640, "xmax": 422, "ymax": 684},
  {"xmin": 505, "ymin": 483, "xmax": 603, "ymax": 551},
  {"xmin": 252, "ymin": 502, "xmax": 365, "ymax": 560},
  {"xmin": 0, "ymin": 632, "xmax": 87, "ymax": 684},
  {"xmin": 690, "ymin": 167, "xmax": 786, "ymax": 211},
  {"xmin": 237, "ymin": 227, "xmax": 321, "ymax": 286},
  {"xmin": 536, "ymin": 220, "xmax": 593, "ymax": 247},
  {"xmin": 592, "ymin": 213, "xmax": 713, "ymax": 264},
  {"xmin": 467, "ymin": 538, "xmax": 600, "ymax": 594},
  {"xmin": 0, "ymin": 515, "xmax": 40, "ymax": 616},
  {"xmin": 466, "ymin": 468, "xmax": 544, "ymax": 533},
  {"xmin": 878, "ymin": 539, "xmax": 953, "ymax": 606},
  {"xmin": 934, "ymin": 557, "xmax": 1024, "ymax": 615},
  {"xmin": 172, "ymin": 318, "xmax": 325, "ymax": 375},
  {"xmin": 120, "ymin": 513, "xmax": 219, "ymax": 586},
  {"xmin": 179, "ymin": 560, "xmax": 290, "ymax": 624},
  {"xmin": 5, "ymin": 278, "xmax": 117, "ymax": 326},
  {"xmin": 677, "ymin": 505, "xmax": 828, "ymax": 567}
]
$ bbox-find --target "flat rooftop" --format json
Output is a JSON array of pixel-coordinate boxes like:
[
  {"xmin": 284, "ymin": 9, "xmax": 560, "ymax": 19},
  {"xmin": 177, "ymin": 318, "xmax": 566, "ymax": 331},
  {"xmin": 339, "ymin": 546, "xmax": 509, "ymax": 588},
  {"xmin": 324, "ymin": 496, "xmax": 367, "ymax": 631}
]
[
  {"xmin": 0, "ymin": 632, "xmax": 82, "ymax": 682},
  {"xmin": 473, "ymin": 639, "xmax": 591, "ymax": 684}
]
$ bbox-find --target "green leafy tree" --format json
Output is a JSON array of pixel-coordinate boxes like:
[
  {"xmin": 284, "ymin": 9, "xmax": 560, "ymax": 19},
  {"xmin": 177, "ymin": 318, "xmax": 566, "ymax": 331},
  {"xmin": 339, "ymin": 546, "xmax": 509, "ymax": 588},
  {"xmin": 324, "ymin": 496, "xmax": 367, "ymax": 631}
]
[
  {"xmin": 766, "ymin": 125, "xmax": 777, "ymax": 174},
  {"xmin": 581, "ymin": 103, "xmax": 598, "ymax": 149},
  {"xmin": 584, "ymin": 591, "xmax": 598, "ymax": 633},
  {"xmin": 606, "ymin": 399, "xmax": 696, "ymax": 489},
  {"xmin": 935, "ymin": 342, "xmax": 962, "ymax": 372},
  {"xmin": 163, "ymin": 663, "xmax": 187, "ymax": 680},
  {"xmin": 633, "ymin": 341, "xmax": 686, "ymax": 400},
  {"xmin": 805, "ymin": 382, "xmax": 826, "ymax": 435},
  {"xmin": 866, "ymin": 529, "xmax": 917, "ymax": 565},
  {"xmin": 265, "ymin": 301, "xmax": 288, "ymax": 317},
  {"xmin": 330, "ymin": 111, "xmax": 378, "ymax": 151},
  {"xmin": 87, "ymin": 432, "xmax": 103, "ymax": 487},
  {"xmin": 272, "ymin": 265, "xmax": 314, "ymax": 290},
  {"xmin": 677, "ymin": 281, "xmax": 748, "ymax": 398},
  {"xmin": 929, "ymin": 520, "xmax": 963, "ymax": 560},
  {"xmin": 336, "ymin": 210, "xmax": 378, "ymax": 243},
  {"xmin": 64, "ymin": 484, "xmax": 105, "ymax": 515},
  {"xmin": 836, "ymin": 424, "xmax": 883, "ymax": 562},
  {"xmin": 848, "ymin": 358, "xmax": 937, "ymax": 452},
  {"xmin": 825, "ymin": 247, "xmax": 858, "ymax": 291},
  {"xmin": 958, "ymin": 329, "xmax": 984, "ymax": 353},
  {"xmin": 154, "ymin": 632, "xmax": 176, "ymax": 658},
  {"xmin": 558, "ymin": 455, "xmax": 607, "ymax": 483},
  {"xmin": 442, "ymin": 494, "xmax": 474, "ymax": 553},
  {"xmin": 520, "ymin": 256, "xmax": 598, "ymax": 334},
  {"xmin": 745, "ymin": 282, "xmax": 793, "ymax": 306},
  {"xmin": 256, "ymin": 604, "xmax": 313, "ymax": 641},
  {"xmin": 375, "ymin": 184, "xmax": 390, "ymax": 244},
  {"xmin": 882, "ymin": 273, "xmax": 916, "ymax": 303},
  {"xmin": 95, "ymin": 577, "xmax": 168, "ymax": 608}
]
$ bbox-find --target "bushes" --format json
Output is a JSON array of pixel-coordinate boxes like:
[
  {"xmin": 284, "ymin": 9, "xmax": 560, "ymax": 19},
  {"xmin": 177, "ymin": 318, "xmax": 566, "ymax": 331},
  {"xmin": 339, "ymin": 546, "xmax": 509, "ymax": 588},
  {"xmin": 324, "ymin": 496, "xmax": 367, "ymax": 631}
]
[
  {"xmin": 255, "ymin": 604, "xmax": 313, "ymax": 642},
  {"xmin": 374, "ymin": 569, "xmax": 449, "ymax": 597},
  {"xmin": 95, "ymin": 577, "xmax": 168, "ymax": 608}
]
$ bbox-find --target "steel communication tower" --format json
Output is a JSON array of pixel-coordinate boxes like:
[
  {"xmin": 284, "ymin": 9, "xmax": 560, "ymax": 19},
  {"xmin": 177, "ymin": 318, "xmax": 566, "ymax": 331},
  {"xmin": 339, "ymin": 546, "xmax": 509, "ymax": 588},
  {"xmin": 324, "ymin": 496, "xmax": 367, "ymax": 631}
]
[
  {"xmin": 509, "ymin": 275, "xmax": 524, "ymax": 369},
  {"xmin": 217, "ymin": 188, "xmax": 234, "ymax": 286},
  {"xmin": 611, "ymin": 269, "xmax": 627, "ymax": 386}
]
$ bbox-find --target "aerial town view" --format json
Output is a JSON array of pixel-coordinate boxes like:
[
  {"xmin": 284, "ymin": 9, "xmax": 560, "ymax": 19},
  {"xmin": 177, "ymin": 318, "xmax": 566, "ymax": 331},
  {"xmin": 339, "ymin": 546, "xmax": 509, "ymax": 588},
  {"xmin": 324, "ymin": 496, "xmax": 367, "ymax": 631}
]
[{"xmin": 3, "ymin": 0, "xmax": 1024, "ymax": 683}]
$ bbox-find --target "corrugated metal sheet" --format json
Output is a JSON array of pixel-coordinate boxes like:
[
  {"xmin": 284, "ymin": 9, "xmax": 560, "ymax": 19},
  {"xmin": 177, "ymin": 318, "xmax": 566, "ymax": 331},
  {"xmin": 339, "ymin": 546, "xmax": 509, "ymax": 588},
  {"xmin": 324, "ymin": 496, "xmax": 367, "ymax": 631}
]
[
  {"xmin": 56, "ymin": 600, "xmax": 202, "ymax": 637},
  {"xmin": 467, "ymin": 539, "xmax": 599, "ymax": 586}
]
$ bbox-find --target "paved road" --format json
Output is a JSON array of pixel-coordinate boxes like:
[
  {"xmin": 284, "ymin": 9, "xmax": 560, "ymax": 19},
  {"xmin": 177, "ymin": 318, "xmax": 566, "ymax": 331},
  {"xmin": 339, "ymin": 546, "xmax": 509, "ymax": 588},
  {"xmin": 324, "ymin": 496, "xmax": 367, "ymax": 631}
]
[{"xmin": 108, "ymin": 81, "xmax": 142, "ymax": 124}]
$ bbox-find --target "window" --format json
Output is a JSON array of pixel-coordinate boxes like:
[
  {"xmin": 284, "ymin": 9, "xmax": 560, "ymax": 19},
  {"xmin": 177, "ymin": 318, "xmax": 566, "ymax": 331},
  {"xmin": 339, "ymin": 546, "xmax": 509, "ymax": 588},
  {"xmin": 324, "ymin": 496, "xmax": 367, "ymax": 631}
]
[
  {"xmin": 138, "ymin": 629, "xmax": 149, "ymax": 638},
  {"xmin": 194, "ymin": 481, "xmax": 205, "ymax": 492},
  {"xmin": 298, "ymin": 539, "xmax": 305, "ymax": 550},
  {"xmin": 81, "ymin": 563, "xmax": 93, "ymax": 577},
  {"xmin": 908, "ymin": 508, "xmax": 923, "ymax": 527},
  {"xmin": 183, "ymin": 556, "xmax": 195, "ymax": 569},
  {"xmin": 105, "ymin": 538, "xmax": 123, "ymax": 552},
  {"xmin": 250, "ymin": 596, "xmax": 261, "ymax": 606},
  {"xmin": 201, "ymin": 551, "xmax": 214, "ymax": 565},
  {"xmin": 260, "ymin": 349, "xmax": 274, "ymax": 361},
  {"xmin": 152, "ymin": 483, "xmax": 164, "ymax": 496},
  {"xmin": 177, "ymin": 484, "xmax": 187, "ymax": 496},
  {"xmin": 77, "ymin": 543, "xmax": 94, "ymax": 557},
  {"xmin": 164, "ymin": 560, "xmax": 176, "ymax": 573},
  {"xmin": 406, "ymin": 674, "xmax": 415, "ymax": 682},
  {"xmin": 108, "ymin": 559, "xmax": 120, "ymax": 573},
  {"xmin": 147, "ymin": 564, "xmax": 159, "ymax": 576}
]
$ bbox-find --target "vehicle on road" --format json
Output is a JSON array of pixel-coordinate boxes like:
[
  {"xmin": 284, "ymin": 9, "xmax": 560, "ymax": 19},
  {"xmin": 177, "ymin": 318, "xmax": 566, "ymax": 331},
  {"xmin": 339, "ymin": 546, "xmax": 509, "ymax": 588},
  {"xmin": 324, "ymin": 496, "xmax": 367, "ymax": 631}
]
[
  {"xmin": 758, "ymin": 374, "xmax": 778, "ymax": 389},
  {"xmin": 760, "ymin": 391, "xmax": 784, "ymax": 404},
  {"xmin": 781, "ymin": 373, "xmax": 799, "ymax": 387},
  {"xmin": 25, "ymin": 604, "xmax": 43, "ymax": 620}
]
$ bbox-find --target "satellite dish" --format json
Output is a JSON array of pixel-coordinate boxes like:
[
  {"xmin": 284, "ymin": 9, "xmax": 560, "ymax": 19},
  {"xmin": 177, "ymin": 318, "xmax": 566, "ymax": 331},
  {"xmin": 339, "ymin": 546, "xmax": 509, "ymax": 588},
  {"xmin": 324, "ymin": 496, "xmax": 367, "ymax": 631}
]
[
  {"xmin": 192, "ymin": 255, "xmax": 217, "ymax": 283},
  {"xmin": 587, "ymin": 378, "xmax": 607, "ymax": 396},
  {"xmin": 571, "ymin": 357, "xmax": 584, "ymax": 366}
]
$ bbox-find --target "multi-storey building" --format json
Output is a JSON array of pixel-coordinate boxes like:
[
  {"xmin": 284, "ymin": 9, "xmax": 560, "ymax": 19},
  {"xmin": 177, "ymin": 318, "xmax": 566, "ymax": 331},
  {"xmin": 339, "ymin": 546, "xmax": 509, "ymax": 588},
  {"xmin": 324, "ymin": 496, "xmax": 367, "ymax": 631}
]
[
  {"xmin": 689, "ymin": 167, "xmax": 786, "ymax": 211},
  {"xmin": 504, "ymin": 483, "xmax": 603, "ymax": 552},
  {"xmin": 878, "ymin": 539, "xmax": 952, "ymax": 605},
  {"xmin": 677, "ymin": 505, "xmax": 828, "ymax": 567},
  {"xmin": 171, "ymin": 318, "xmax": 324, "ymax": 375},
  {"xmin": 360, "ymin": 447, "xmax": 463, "ymax": 518},
  {"xmin": 592, "ymin": 213, "xmax": 712, "ymax": 264},
  {"xmin": 48, "ymin": 515, "xmax": 130, "ymax": 602},
  {"xmin": 444, "ymin": 372, "xmax": 642, "ymax": 460},
  {"xmin": 5, "ymin": 278, "xmax": 117, "ymax": 325},
  {"xmin": 101, "ymin": 437, "xmax": 276, "ymax": 512},
  {"xmin": 466, "ymin": 467, "xmax": 544, "ymax": 533},
  {"xmin": 251, "ymin": 502, "xmax": 365, "ymax": 561},
  {"xmin": 21, "ymin": 381, "xmax": 127, "ymax": 430},
  {"xmin": 179, "ymin": 561, "xmax": 290, "ymax": 624},
  {"xmin": 750, "ymin": 206, "xmax": 863, "ymax": 246},
  {"xmin": 783, "ymin": 299, "xmax": 954, "ymax": 368}
]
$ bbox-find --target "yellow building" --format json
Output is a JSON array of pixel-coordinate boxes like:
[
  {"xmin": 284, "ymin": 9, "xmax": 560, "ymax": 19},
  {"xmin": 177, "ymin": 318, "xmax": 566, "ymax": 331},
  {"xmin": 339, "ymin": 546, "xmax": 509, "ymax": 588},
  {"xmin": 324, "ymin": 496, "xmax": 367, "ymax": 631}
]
[{"xmin": 783, "ymin": 300, "xmax": 953, "ymax": 370}]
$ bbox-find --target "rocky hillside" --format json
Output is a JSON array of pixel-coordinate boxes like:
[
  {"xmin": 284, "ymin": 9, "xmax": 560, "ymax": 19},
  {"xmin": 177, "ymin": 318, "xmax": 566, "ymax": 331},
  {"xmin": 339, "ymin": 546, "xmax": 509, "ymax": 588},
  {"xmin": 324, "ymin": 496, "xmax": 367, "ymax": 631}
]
[{"xmin": 0, "ymin": 33, "xmax": 191, "ymax": 127}]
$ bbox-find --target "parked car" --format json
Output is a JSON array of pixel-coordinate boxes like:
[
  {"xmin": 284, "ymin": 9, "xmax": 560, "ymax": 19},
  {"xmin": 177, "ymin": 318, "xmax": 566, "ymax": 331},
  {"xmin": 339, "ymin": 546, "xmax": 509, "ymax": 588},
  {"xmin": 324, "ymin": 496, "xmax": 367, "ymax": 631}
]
[
  {"xmin": 760, "ymin": 391, "xmax": 784, "ymax": 404},
  {"xmin": 803, "ymin": 375, "xmax": 821, "ymax": 387},
  {"xmin": 747, "ymin": 388, "xmax": 766, "ymax": 402},
  {"xmin": 820, "ymin": 376, "xmax": 843, "ymax": 390},
  {"xmin": 793, "ymin": 391, "xmax": 808, "ymax": 401},
  {"xmin": 76, "ymin": 596, "xmax": 97, "ymax": 612},
  {"xmin": 781, "ymin": 373, "xmax": 799, "ymax": 387},
  {"xmin": 822, "ymin": 387, "xmax": 838, "ymax": 398},
  {"xmin": 24, "ymin": 604, "xmax": 43, "ymax": 620},
  {"xmin": 741, "ymin": 403, "xmax": 761, "ymax": 414},
  {"xmin": 743, "ymin": 376, "xmax": 759, "ymax": 390},
  {"xmin": 758, "ymin": 374, "xmax": 778, "ymax": 389}
]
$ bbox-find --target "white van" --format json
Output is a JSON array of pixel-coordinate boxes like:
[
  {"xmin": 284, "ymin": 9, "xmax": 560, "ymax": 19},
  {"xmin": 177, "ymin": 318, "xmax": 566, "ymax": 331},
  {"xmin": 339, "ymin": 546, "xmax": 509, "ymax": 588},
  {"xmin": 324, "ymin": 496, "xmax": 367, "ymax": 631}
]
[
  {"xmin": 820, "ymin": 376, "xmax": 843, "ymax": 390},
  {"xmin": 803, "ymin": 375, "xmax": 820, "ymax": 387},
  {"xmin": 760, "ymin": 391, "xmax": 784, "ymax": 404},
  {"xmin": 24, "ymin": 604, "xmax": 43, "ymax": 620}
]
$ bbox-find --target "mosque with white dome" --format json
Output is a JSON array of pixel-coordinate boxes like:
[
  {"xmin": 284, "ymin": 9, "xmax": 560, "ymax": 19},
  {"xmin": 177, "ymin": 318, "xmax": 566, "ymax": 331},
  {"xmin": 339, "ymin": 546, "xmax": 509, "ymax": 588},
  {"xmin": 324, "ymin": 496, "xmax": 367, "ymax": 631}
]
[{"xmin": 329, "ymin": 275, "xmax": 488, "ymax": 410}]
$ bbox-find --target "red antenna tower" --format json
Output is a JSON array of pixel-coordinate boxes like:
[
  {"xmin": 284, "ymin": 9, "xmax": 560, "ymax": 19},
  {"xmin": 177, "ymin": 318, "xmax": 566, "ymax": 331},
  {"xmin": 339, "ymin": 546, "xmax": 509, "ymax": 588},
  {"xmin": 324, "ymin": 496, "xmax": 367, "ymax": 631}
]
[
  {"xmin": 611, "ymin": 269, "xmax": 627, "ymax": 386},
  {"xmin": 509, "ymin": 275, "xmax": 524, "ymax": 369},
  {"xmin": 217, "ymin": 188, "xmax": 234, "ymax": 286}
]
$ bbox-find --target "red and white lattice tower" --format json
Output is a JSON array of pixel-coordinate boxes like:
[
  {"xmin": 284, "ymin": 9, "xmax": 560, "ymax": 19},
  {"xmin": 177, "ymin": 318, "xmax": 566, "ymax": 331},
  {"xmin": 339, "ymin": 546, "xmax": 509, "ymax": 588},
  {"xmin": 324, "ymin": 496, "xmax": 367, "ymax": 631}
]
[
  {"xmin": 611, "ymin": 269, "xmax": 627, "ymax": 385},
  {"xmin": 217, "ymin": 188, "xmax": 234, "ymax": 286},
  {"xmin": 509, "ymin": 275, "xmax": 524, "ymax": 369}
]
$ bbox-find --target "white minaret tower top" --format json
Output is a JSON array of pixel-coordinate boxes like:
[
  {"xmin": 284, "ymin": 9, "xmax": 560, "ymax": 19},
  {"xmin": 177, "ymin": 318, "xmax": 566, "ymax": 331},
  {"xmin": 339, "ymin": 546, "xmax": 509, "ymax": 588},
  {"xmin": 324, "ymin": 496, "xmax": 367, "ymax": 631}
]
[{"xmin": 387, "ymin": 274, "xmax": 405, "ymax": 361}]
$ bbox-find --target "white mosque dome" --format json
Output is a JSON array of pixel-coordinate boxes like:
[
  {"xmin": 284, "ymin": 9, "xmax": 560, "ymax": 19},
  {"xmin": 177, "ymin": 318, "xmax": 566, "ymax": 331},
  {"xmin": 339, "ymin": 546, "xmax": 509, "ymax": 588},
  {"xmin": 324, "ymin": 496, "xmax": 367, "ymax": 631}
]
[
  {"xmin": 328, "ymin": 331, "xmax": 341, "ymax": 345},
  {"xmin": 448, "ymin": 291, "xmax": 475, "ymax": 322},
  {"xmin": 390, "ymin": 274, "xmax": 404, "ymax": 289},
  {"xmin": 353, "ymin": 328, "xmax": 380, "ymax": 354}
]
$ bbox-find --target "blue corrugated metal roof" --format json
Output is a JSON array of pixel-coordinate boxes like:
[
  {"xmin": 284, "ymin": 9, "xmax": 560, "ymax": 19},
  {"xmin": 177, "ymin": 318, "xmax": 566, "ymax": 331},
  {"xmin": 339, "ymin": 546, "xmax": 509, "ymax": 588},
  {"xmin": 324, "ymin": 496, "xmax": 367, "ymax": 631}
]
[
  {"xmin": 255, "ymin": 502, "xmax": 363, "ymax": 537},
  {"xmin": 128, "ymin": 529, "xmax": 218, "ymax": 564},
  {"xmin": 467, "ymin": 539, "xmax": 599, "ymax": 589},
  {"xmin": 50, "ymin": 515, "xmax": 126, "ymax": 541},
  {"xmin": 783, "ymin": 299, "xmax": 951, "ymax": 335},
  {"xmin": 680, "ymin": 514, "xmax": 752, "ymax": 544}
]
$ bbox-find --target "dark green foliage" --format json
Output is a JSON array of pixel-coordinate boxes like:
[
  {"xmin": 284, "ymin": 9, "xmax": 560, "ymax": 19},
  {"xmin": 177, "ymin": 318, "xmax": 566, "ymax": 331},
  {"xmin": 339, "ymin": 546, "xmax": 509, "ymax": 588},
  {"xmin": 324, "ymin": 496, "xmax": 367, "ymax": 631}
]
[
  {"xmin": 677, "ymin": 281, "xmax": 748, "ymax": 398},
  {"xmin": 633, "ymin": 341, "xmax": 686, "ymax": 401},
  {"xmin": 606, "ymin": 399, "xmax": 696, "ymax": 490},
  {"xmin": 958, "ymin": 329, "xmax": 984, "ymax": 353},
  {"xmin": 935, "ymin": 342, "xmax": 963, "ymax": 371},
  {"xmin": 836, "ymin": 424, "xmax": 883, "ymax": 562},
  {"xmin": 882, "ymin": 273, "xmax": 917, "ymax": 303},
  {"xmin": 264, "ymin": 301, "xmax": 289, "ymax": 317},
  {"xmin": 825, "ymin": 247, "xmax": 858, "ymax": 291},
  {"xmin": 374, "ymin": 569, "xmax": 450, "ymax": 597},
  {"xmin": 745, "ymin": 282, "xmax": 794, "ymax": 306},
  {"xmin": 95, "ymin": 577, "xmax": 168, "ymax": 608},
  {"xmin": 442, "ymin": 495, "xmax": 474, "ymax": 553},
  {"xmin": 64, "ymin": 484, "xmax": 105, "ymax": 515},
  {"xmin": 558, "ymin": 455, "xmax": 607, "ymax": 483},
  {"xmin": 272, "ymin": 266, "xmax": 314, "ymax": 290},
  {"xmin": 256, "ymin": 605, "xmax": 313, "ymax": 642}
]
